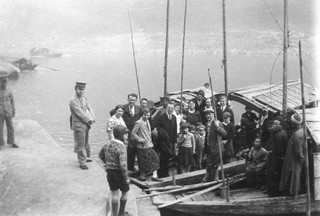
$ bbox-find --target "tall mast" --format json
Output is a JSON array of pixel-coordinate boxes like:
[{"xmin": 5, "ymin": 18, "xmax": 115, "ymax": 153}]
[
  {"xmin": 180, "ymin": 0, "xmax": 188, "ymax": 112},
  {"xmin": 299, "ymin": 41, "xmax": 311, "ymax": 216},
  {"xmin": 222, "ymin": 0, "xmax": 228, "ymax": 97},
  {"xmin": 163, "ymin": 0, "xmax": 170, "ymax": 97},
  {"xmin": 282, "ymin": 0, "xmax": 288, "ymax": 120}
]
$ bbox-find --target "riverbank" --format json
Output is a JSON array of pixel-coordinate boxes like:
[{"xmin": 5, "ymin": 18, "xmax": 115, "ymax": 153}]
[{"xmin": 0, "ymin": 119, "xmax": 140, "ymax": 216}]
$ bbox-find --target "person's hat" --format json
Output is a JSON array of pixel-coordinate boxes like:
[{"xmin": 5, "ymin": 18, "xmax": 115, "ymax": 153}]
[
  {"xmin": 113, "ymin": 125, "xmax": 130, "ymax": 138},
  {"xmin": 223, "ymin": 112, "xmax": 231, "ymax": 119},
  {"xmin": 275, "ymin": 116, "xmax": 284, "ymax": 125},
  {"xmin": 180, "ymin": 122, "xmax": 190, "ymax": 129},
  {"xmin": 197, "ymin": 89, "xmax": 205, "ymax": 97},
  {"xmin": 160, "ymin": 96, "xmax": 170, "ymax": 102},
  {"xmin": 219, "ymin": 95, "xmax": 227, "ymax": 100},
  {"xmin": 76, "ymin": 81, "xmax": 86, "ymax": 89},
  {"xmin": 204, "ymin": 108, "xmax": 214, "ymax": 114},
  {"xmin": 291, "ymin": 114, "xmax": 302, "ymax": 124},
  {"xmin": 196, "ymin": 124, "xmax": 206, "ymax": 130}
]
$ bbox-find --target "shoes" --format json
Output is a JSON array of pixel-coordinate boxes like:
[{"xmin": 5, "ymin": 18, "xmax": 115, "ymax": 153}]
[
  {"xmin": 80, "ymin": 165, "xmax": 88, "ymax": 170},
  {"xmin": 151, "ymin": 177, "xmax": 163, "ymax": 182},
  {"xmin": 129, "ymin": 168, "xmax": 138, "ymax": 172},
  {"xmin": 137, "ymin": 177, "xmax": 146, "ymax": 181},
  {"xmin": 86, "ymin": 158, "xmax": 93, "ymax": 162},
  {"xmin": 260, "ymin": 185, "xmax": 267, "ymax": 191},
  {"xmin": 11, "ymin": 144, "xmax": 19, "ymax": 148}
]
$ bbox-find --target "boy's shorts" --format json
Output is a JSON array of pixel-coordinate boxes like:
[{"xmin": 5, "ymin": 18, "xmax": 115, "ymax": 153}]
[{"xmin": 106, "ymin": 169, "xmax": 130, "ymax": 192}]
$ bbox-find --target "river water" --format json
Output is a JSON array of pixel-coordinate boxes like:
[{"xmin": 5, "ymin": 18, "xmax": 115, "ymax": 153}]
[{"xmin": 7, "ymin": 48, "xmax": 315, "ymax": 161}]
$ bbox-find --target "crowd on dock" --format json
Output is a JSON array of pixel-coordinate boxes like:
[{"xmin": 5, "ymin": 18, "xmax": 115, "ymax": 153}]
[{"xmin": 67, "ymin": 81, "xmax": 308, "ymax": 216}]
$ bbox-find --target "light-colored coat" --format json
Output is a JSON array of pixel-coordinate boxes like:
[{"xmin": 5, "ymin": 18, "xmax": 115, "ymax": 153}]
[
  {"xmin": 131, "ymin": 118, "xmax": 153, "ymax": 149},
  {"xmin": 69, "ymin": 94, "xmax": 95, "ymax": 132},
  {"xmin": 0, "ymin": 89, "xmax": 15, "ymax": 117}
]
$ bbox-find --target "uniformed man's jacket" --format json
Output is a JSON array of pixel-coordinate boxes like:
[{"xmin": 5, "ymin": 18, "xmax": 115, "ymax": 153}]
[
  {"xmin": 0, "ymin": 89, "xmax": 15, "ymax": 117},
  {"xmin": 69, "ymin": 94, "xmax": 94, "ymax": 131}
]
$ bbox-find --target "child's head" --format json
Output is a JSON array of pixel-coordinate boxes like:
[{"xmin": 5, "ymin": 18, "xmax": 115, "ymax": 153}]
[
  {"xmin": 189, "ymin": 125, "xmax": 196, "ymax": 134},
  {"xmin": 181, "ymin": 122, "xmax": 190, "ymax": 134},
  {"xmin": 196, "ymin": 125, "xmax": 206, "ymax": 136},
  {"xmin": 182, "ymin": 110, "xmax": 188, "ymax": 120}
]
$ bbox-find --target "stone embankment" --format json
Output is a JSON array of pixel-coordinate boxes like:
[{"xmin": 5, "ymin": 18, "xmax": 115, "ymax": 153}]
[{"xmin": 0, "ymin": 120, "xmax": 139, "ymax": 216}]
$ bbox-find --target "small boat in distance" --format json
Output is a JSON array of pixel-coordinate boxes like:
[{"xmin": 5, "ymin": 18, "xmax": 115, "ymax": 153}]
[
  {"xmin": 11, "ymin": 58, "xmax": 37, "ymax": 71},
  {"xmin": 29, "ymin": 48, "xmax": 63, "ymax": 58}
]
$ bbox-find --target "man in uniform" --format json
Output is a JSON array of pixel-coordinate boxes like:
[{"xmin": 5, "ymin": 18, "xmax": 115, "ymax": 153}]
[
  {"xmin": 0, "ymin": 75, "xmax": 19, "ymax": 149},
  {"xmin": 69, "ymin": 82, "xmax": 95, "ymax": 170}
]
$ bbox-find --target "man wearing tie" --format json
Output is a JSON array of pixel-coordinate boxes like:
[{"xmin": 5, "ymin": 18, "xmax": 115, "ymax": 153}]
[
  {"xmin": 122, "ymin": 93, "xmax": 142, "ymax": 172},
  {"xmin": 217, "ymin": 95, "xmax": 234, "ymax": 124},
  {"xmin": 155, "ymin": 102, "xmax": 177, "ymax": 178},
  {"xmin": 69, "ymin": 82, "xmax": 95, "ymax": 170}
]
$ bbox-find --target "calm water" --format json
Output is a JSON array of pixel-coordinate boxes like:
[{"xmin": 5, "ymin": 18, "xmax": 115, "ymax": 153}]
[{"xmin": 8, "ymin": 50, "xmax": 315, "ymax": 160}]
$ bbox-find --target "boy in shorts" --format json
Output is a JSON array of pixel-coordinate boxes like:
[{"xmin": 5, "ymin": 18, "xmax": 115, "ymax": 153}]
[{"xmin": 99, "ymin": 125, "xmax": 132, "ymax": 216}]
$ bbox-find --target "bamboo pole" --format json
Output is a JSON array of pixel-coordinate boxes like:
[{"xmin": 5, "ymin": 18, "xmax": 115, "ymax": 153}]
[
  {"xmin": 222, "ymin": 0, "xmax": 228, "ymax": 98},
  {"xmin": 180, "ymin": 0, "xmax": 188, "ymax": 113},
  {"xmin": 208, "ymin": 69, "xmax": 226, "ymax": 186},
  {"xmin": 299, "ymin": 40, "xmax": 311, "ymax": 216},
  {"xmin": 163, "ymin": 0, "xmax": 170, "ymax": 97},
  {"xmin": 127, "ymin": 9, "xmax": 141, "ymax": 101},
  {"xmin": 282, "ymin": 0, "xmax": 288, "ymax": 122},
  {"xmin": 158, "ymin": 183, "xmax": 223, "ymax": 208}
]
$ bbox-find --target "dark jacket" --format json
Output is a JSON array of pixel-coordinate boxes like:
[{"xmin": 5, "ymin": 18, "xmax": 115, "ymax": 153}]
[
  {"xmin": 156, "ymin": 113, "xmax": 177, "ymax": 145},
  {"xmin": 121, "ymin": 104, "xmax": 142, "ymax": 131},
  {"xmin": 217, "ymin": 106, "xmax": 235, "ymax": 124}
]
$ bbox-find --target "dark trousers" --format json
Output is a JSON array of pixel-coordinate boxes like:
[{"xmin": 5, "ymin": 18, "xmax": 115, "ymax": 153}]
[
  {"xmin": 158, "ymin": 152, "xmax": 170, "ymax": 178},
  {"xmin": 127, "ymin": 147, "xmax": 137, "ymax": 171},
  {"xmin": 0, "ymin": 115, "xmax": 14, "ymax": 146}
]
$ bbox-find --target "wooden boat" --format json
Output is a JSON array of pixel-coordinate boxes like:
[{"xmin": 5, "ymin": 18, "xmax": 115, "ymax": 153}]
[
  {"xmin": 29, "ymin": 48, "xmax": 63, "ymax": 58},
  {"xmin": 11, "ymin": 58, "xmax": 37, "ymax": 71},
  {"xmin": 136, "ymin": 81, "xmax": 320, "ymax": 216}
]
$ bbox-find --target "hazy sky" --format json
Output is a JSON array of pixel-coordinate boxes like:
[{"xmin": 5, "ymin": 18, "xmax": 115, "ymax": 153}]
[{"xmin": 0, "ymin": 0, "xmax": 318, "ymax": 54}]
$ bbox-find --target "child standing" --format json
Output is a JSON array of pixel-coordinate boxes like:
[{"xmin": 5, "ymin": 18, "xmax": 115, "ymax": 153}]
[
  {"xmin": 99, "ymin": 125, "xmax": 132, "ymax": 216},
  {"xmin": 177, "ymin": 122, "xmax": 195, "ymax": 173},
  {"xmin": 193, "ymin": 125, "xmax": 206, "ymax": 170}
]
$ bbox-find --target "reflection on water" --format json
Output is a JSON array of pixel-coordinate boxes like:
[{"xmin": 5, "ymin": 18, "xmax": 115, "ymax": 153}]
[{"xmin": 10, "ymin": 51, "xmax": 314, "ymax": 160}]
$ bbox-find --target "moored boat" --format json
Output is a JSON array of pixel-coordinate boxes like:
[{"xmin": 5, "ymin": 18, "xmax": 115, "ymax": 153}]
[
  {"xmin": 29, "ymin": 48, "xmax": 63, "ymax": 58},
  {"xmin": 136, "ymin": 81, "xmax": 320, "ymax": 216},
  {"xmin": 11, "ymin": 58, "xmax": 38, "ymax": 71}
]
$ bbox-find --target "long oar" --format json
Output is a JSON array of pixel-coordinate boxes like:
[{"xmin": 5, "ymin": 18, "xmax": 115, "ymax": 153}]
[
  {"xmin": 37, "ymin": 65, "xmax": 59, "ymax": 71},
  {"xmin": 158, "ymin": 183, "xmax": 223, "ymax": 208}
]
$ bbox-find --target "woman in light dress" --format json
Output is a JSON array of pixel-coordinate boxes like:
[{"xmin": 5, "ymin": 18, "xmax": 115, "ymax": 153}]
[{"xmin": 106, "ymin": 104, "xmax": 127, "ymax": 140}]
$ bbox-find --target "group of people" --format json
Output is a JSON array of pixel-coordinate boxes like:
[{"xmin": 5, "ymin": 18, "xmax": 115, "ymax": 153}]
[
  {"xmin": 244, "ymin": 113, "xmax": 307, "ymax": 197},
  {"xmin": 68, "ymin": 82, "xmax": 308, "ymax": 216}
]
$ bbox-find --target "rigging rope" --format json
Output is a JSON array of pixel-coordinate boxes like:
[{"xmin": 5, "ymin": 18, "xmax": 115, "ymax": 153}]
[{"xmin": 261, "ymin": 0, "xmax": 283, "ymax": 32}]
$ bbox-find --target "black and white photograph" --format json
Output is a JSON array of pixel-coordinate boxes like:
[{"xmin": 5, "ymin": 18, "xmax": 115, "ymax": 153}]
[{"xmin": 0, "ymin": 0, "xmax": 319, "ymax": 216}]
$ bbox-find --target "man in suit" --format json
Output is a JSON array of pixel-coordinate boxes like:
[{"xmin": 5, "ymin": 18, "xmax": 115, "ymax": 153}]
[
  {"xmin": 217, "ymin": 95, "xmax": 235, "ymax": 124},
  {"xmin": 155, "ymin": 102, "xmax": 177, "ymax": 178},
  {"xmin": 0, "ymin": 75, "xmax": 18, "ymax": 149},
  {"xmin": 69, "ymin": 82, "xmax": 95, "ymax": 170},
  {"xmin": 122, "ymin": 93, "xmax": 142, "ymax": 172}
]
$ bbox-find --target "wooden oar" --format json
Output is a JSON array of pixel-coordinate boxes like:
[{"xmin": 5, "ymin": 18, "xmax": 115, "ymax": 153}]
[
  {"xmin": 137, "ymin": 173, "xmax": 245, "ymax": 199},
  {"xmin": 143, "ymin": 185, "xmax": 182, "ymax": 192},
  {"xmin": 158, "ymin": 183, "xmax": 223, "ymax": 208},
  {"xmin": 37, "ymin": 65, "xmax": 59, "ymax": 71}
]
